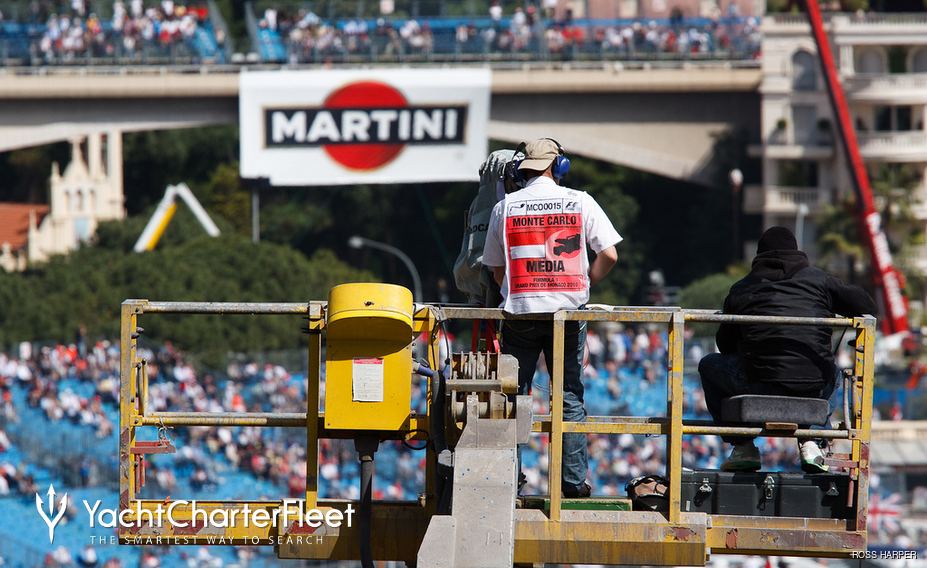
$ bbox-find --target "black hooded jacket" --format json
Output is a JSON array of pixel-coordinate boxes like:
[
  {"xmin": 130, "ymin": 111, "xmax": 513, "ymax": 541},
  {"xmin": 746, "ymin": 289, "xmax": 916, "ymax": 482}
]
[{"xmin": 715, "ymin": 250, "xmax": 877, "ymax": 392}]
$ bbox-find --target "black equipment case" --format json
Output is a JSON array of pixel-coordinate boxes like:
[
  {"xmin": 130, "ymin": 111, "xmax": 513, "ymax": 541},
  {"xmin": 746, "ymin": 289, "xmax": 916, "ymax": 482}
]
[{"xmin": 680, "ymin": 471, "xmax": 852, "ymax": 519}]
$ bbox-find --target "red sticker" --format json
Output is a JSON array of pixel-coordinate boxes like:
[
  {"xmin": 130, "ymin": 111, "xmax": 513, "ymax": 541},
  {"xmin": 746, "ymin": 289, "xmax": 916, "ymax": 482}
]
[{"xmin": 505, "ymin": 198, "xmax": 585, "ymax": 294}]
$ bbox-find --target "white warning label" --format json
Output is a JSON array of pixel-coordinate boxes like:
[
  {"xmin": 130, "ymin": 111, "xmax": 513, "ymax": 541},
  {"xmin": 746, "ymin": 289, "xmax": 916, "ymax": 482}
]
[{"xmin": 352, "ymin": 358, "xmax": 385, "ymax": 402}]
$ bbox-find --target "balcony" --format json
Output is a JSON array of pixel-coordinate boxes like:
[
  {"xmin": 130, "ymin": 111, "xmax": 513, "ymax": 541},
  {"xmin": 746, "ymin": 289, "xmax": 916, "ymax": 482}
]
[
  {"xmin": 835, "ymin": 12, "xmax": 927, "ymax": 42},
  {"xmin": 747, "ymin": 130, "xmax": 835, "ymax": 159},
  {"xmin": 858, "ymin": 131, "xmax": 927, "ymax": 162},
  {"xmin": 744, "ymin": 185, "xmax": 830, "ymax": 215},
  {"xmin": 845, "ymin": 73, "xmax": 927, "ymax": 105},
  {"xmin": 764, "ymin": 13, "xmax": 927, "ymax": 44}
]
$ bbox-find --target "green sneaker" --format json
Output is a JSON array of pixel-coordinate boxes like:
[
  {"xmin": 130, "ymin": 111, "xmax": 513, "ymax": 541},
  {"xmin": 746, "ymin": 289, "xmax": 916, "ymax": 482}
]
[
  {"xmin": 721, "ymin": 442, "xmax": 761, "ymax": 472},
  {"xmin": 800, "ymin": 441, "xmax": 829, "ymax": 474}
]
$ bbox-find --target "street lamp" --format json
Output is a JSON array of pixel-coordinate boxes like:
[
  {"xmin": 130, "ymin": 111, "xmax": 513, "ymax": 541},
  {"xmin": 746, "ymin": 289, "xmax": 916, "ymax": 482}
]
[
  {"xmin": 348, "ymin": 236, "xmax": 423, "ymax": 303},
  {"xmin": 795, "ymin": 203, "xmax": 810, "ymax": 250},
  {"xmin": 729, "ymin": 168, "xmax": 744, "ymax": 261}
]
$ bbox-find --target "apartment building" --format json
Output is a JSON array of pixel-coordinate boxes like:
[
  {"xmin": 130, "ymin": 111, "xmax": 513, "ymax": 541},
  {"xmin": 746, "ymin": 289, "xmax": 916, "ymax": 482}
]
[{"xmin": 748, "ymin": 12, "xmax": 927, "ymax": 297}]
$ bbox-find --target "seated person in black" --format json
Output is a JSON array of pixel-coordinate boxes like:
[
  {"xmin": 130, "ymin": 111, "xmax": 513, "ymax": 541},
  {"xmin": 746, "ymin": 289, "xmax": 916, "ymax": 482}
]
[{"xmin": 698, "ymin": 226, "xmax": 876, "ymax": 472}]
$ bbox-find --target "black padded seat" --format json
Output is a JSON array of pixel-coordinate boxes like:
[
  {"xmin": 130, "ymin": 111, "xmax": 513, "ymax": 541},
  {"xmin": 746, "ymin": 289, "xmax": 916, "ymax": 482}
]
[{"xmin": 721, "ymin": 395, "xmax": 829, "ymax": 426}]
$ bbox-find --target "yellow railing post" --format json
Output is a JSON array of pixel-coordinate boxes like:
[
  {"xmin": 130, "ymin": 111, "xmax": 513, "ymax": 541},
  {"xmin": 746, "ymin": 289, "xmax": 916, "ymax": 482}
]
[
  {"xmin": 852, "ymin": 314, "xmax": 876, "ymax": 534},
  {"xmin": 549, "ymin": 311, "xmax": 566, "ymax": 521},
  {"xmin": 305, "ymin": 315, "xmax": 323, "ymax": 510},
  {"xmin": 666, "ymin": 310, "xmax": 685, "ymax": 522},
  {"xmin": 119, "ymin": 299, "xmax": 144, "ymax": 511}
]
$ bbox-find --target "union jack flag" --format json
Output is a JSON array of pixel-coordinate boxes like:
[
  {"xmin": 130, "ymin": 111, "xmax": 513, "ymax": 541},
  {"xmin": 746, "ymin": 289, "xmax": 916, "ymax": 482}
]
[{"xmin": 868, "ymin": 492, "xmax": 903, "ymax": 535}]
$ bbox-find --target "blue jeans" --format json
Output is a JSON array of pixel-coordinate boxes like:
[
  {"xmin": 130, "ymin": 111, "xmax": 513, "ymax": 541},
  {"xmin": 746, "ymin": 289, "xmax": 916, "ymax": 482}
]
[
  {"xmin": 697, "ymin": 352, "xmax": 837, "ymax": 444},
  {"xmin": 502, "ymin": 319, "xmax": 587, "ymax": 490}
]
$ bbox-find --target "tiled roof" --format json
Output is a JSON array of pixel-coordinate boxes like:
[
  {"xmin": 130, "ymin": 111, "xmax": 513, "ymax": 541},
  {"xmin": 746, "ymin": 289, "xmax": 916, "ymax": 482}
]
[{"xmin": 0, "ymin": 203, "xmax": 49, "ymax": 250}]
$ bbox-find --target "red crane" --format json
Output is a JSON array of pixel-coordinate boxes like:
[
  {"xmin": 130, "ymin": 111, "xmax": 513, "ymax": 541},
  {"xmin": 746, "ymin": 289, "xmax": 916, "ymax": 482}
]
[{"xmin": 803, "ymin": 0, "xmax": 909, "ymax": 334}]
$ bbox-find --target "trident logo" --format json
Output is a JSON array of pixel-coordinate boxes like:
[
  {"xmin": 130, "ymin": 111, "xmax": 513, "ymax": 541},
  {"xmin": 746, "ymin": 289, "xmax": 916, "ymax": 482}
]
[{"xmin": 35, "ymin": 484, "xmax": 68, "ymax": 544}]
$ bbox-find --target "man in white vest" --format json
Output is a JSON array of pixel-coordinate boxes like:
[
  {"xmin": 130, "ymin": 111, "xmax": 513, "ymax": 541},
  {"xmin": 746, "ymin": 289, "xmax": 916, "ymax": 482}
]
[{"xmin": 483, "ymin": 138, "xmax": 622, "ymax": 497}]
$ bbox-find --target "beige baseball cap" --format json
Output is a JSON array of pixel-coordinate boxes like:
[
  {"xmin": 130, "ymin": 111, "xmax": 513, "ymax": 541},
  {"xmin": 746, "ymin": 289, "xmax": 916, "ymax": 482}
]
[{"xmin": 518, "ymin": 138, "xmax": 560, "ymax": 171}]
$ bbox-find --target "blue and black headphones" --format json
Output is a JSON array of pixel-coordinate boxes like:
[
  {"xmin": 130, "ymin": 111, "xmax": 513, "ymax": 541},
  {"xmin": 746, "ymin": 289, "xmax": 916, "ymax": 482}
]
[{"xmin": 508, "ymin": 138, "xmax": 571, "ymax": 189}]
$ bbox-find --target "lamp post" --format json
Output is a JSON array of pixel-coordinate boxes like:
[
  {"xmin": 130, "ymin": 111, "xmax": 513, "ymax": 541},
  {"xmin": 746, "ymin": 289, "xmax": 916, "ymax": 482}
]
[
  {"xmin": 795, "ymin": 203, "xmax": 810, "ymax": 250},
  {"xmin": 729, "ymin": 168, "xmax": 744, "ymax": 261},
  {"xmin": 348, "ymin": 236, "xmax": 423, "ymax": 303}
]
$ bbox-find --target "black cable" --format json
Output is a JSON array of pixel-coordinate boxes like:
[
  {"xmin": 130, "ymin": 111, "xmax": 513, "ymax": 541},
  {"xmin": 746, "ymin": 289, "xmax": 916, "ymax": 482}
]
[
  {"xmin": 427, "ymin": 309, "xmax": 453, "ymax": 515},
  {"xmin": 401, "ymin": 429, "xmax": 429, "ymax": 451},
  {"xmin": 441, "ymin": 318, "xmax": 452, "ymax": 367},
  {"xmin": 359, "ymin": 456, "xmax": 375, "ymax": 568}
]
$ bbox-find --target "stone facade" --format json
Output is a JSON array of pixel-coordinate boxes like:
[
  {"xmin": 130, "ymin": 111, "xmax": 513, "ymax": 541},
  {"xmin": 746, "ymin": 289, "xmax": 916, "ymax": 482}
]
[
  {"xmin": 748, "ymin": 13, "xmax": 927, "ymax": 273},
  {"xmin": 0, "ymin": 131, "xmax": 124, "ymax": 271}
]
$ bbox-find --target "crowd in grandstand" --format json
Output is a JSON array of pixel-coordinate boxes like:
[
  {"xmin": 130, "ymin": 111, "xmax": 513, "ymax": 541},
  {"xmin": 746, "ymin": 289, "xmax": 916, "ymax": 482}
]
[
  {"xmin": 0, "ymin": 324, "xmax": 805, "ymax": 502},
  {"xmin": 0, "ymin": 0, "xmax": 218, "ymax": 62},
  {"xmin": 254, "ymin": 4, "xmax": 761, "ymax": 63},
  {"xmin": 0, "ymin": 0, "xmax": 765, "ymax": 64},
  {"xmin": 0, "ymin": 324, "xmax": 922, "ymax": 559}
]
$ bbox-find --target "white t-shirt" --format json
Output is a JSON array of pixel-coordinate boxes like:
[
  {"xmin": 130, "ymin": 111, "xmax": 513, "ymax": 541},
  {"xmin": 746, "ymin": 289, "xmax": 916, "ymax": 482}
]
[{"xmin": 483, "ymin": 176, "xmax": 622, "ymax": 314}]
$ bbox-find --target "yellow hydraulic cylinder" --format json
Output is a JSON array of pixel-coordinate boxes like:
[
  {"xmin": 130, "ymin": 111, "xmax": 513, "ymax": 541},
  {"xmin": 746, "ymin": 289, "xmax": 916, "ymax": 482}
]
[{"xmin": 324, "ymin": 283, "xmax": 414, "ymax": 431}]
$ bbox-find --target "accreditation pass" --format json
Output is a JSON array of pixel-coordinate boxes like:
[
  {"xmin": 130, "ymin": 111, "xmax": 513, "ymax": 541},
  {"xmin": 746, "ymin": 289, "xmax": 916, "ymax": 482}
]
[{"xmin": 352, "ymin": 358, "xmax": 385, "ymax": 402}]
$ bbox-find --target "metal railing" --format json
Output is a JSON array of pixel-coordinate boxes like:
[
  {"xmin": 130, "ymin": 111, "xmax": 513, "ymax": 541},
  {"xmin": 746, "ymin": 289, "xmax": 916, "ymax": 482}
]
[
  {"xmin": 765, "ymin": 12, "xmax": 927, "ymax": 26},
  {"xmin": 436, "ymin": 306, "xmax": 874, "ymax": 526},
  {"xmin": 117, "ymin": 299, "xmax": 875, "ymax": 558},
  {"xmin": 846, "ymin": 72, "xmax": 927, "ymax": 93}
]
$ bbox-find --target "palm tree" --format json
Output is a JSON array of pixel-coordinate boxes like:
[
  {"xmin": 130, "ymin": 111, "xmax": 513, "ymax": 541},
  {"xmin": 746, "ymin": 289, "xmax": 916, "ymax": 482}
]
[
  {"xmin": 816, "ymin": 195, "xmax": 866, "ymax": 283},
  {"xmin": 816, "ymin": 163, "xmax": 924, "ymax": 293}
]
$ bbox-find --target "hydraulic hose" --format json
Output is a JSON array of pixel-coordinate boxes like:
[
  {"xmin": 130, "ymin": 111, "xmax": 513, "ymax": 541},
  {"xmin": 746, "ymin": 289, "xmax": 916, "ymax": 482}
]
[
  {"xmin": 360, "ymin": 458, "xmax": 374, "ymax": 568},
  {"xmin": 430, "ymin": 370, "xmax": 453, "ymax": 514},
  {"xmin": 355, "ymin": 436, "xmax": 378, "ymax": 568}
]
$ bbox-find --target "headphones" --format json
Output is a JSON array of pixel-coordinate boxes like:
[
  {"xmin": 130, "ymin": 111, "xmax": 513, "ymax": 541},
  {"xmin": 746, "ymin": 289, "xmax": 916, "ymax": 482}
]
[{"xmin": 510, "ymin": 138, "xmax": 571, "ymax": 186}]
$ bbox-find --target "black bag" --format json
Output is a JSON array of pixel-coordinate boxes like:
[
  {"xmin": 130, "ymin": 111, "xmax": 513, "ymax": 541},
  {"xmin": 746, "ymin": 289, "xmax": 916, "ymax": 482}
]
[{"xmin": 625, "ymin": 475, "xmax": 669, "ymax": 512}]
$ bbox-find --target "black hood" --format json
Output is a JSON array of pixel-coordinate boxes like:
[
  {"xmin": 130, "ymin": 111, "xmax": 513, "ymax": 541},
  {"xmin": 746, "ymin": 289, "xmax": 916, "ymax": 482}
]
[{"xmin": 750, "ymin": 250, "xmax": 810, "ymax": 281}]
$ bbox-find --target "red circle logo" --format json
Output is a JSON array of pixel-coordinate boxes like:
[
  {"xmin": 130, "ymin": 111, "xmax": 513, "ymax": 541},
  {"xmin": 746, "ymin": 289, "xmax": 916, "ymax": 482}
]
[{"xmin": 323, "ymin": 81, "xmax": 407, "ymax": 171}]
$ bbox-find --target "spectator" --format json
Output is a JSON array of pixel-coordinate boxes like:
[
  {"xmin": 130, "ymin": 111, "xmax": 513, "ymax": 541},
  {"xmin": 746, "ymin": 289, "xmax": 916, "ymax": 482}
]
[
  {"xmin": 698, "ymin": 226, "xmax": 876, "ymax": 473},
  {"xmin": 77, "ymin": 546, "xmax": 98, "ymax": 568},
  {"xmin": 489, "ymin": 0, "xmax": 502, "ymax": 23}
]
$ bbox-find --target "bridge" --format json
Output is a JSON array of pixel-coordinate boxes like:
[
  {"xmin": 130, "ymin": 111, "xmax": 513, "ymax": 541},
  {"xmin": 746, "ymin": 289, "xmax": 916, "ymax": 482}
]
[{"xmin": 0, "ymin": 64, "xmax": 760, "ymax": 185}]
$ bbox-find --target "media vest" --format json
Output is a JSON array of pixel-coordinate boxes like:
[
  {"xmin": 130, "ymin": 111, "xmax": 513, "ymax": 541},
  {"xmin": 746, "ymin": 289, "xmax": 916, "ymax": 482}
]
[{"xmin": 484, "ymin": 176, "xmax": 621, "ymax": 314}]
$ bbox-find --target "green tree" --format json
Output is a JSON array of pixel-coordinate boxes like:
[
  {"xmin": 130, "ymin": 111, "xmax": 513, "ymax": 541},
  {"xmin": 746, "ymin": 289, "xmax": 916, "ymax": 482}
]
[
  {"xmin": 816, "ymin": 196, "xmax": 865, "ymax": 281},
  {"xmin": 566, "ymin": 157, "xmax": 641, "ymax": 304},
  {"xmin": 0, "ymin": 220, "xmax": 373, "ymax": 356},
  {"xmin": 679, "ymin": 267, "xmax": 747, "ymax": 309},
  {"xmin": 123, "ymin": 126, "xmax": 239, "ymax": 215},
  {"xmin": 816, "ymin": 164, "xmax": 923, "ymax": 294},
  {"xmin": 679, "ymin": 266, "xmax": 748, "ymax": 336},
  {"xmin": 0, "ymin": 142, "xmax": 69, "ymax": 203},
  {"xmin": 197, "ymin": 162, "xmax": 252, "ymax": 235}
]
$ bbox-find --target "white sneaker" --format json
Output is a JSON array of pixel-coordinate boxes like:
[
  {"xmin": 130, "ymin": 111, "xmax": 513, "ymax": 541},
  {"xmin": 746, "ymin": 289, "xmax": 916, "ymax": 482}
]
[
  {"xmin": 721, "ymin": 442, "xmax": 761, "ymax": 472},
  {"xmin": 799, "ymin": 440, "xmax": 829, "ymax": 473}
]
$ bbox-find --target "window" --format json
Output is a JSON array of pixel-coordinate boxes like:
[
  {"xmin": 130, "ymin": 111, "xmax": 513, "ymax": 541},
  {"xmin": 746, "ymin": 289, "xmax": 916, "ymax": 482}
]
[
  {"xmin": 856, "ymin": 47, "xmax": 886, "ymax": 74},
  {"xmin": 792, "ymin": 50, "xmax": 817, "ymax": 90},
  {"xmin": 874, "ymin": 106, "xmax": 916, "ymax": 132},
  {"xmin": 898, "ymin": 106, "xmax": 912, "ymax": 131},
  {"xmin": 875, "ymin": 106, "xmax": 892, "ymax": 132},
  {"xmin": 778, "ymin": 160, "xmax": 819, "ymax": 188},
  {"xmin": 793, "ymin": 105, "xmax": 818, "ymax": 144},
  {"xmin": 888, "ymin": 46, "xmax": 908, "ymax": 74},
  {"xmin": 912, "ymin": 48, "xmax": 927, "ymax": 73}
]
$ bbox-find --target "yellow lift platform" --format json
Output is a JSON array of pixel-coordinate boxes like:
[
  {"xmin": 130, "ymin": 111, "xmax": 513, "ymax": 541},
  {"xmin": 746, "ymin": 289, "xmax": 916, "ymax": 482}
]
[{"xmin": 116, "ymin": 284, "xmax": 875, "ymax": 566}]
